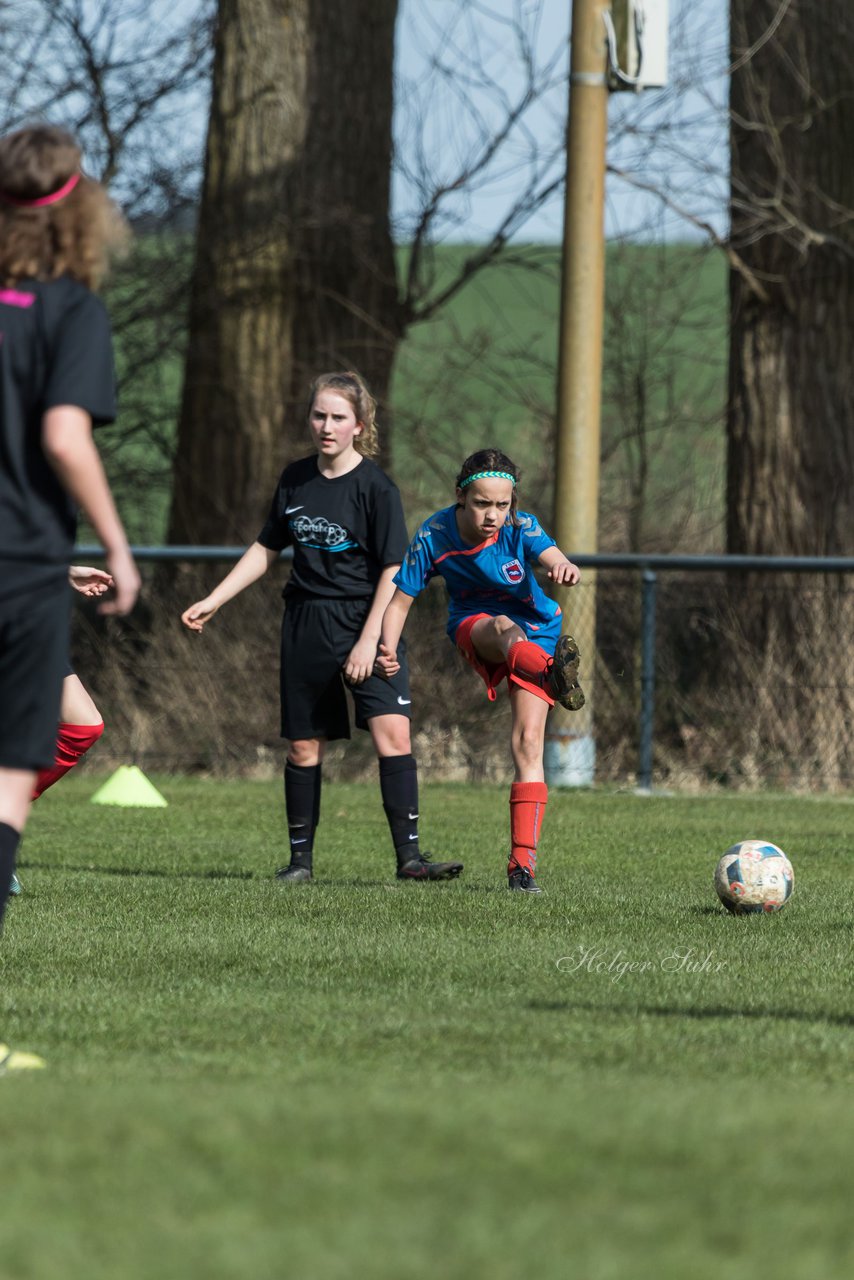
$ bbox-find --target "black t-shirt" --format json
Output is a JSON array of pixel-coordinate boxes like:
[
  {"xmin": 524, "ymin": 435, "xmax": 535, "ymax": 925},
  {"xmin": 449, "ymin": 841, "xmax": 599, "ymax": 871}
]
[
  {"xmin": 0, "ymin": 274, "xmax": 116, "ymax": 593},
  {"xmin": 257, "ymin": 455, "xmax": 409, "ymax": 601}
]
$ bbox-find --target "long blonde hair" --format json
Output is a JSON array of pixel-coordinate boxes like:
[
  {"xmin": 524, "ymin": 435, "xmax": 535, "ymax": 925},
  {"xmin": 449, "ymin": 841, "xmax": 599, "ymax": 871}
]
[
  {"xmin": 0, "ymin": 124, "xmax": 128, "ymax": 290},
  {"xmin": 306, "ymin": 371, "xmax": 380, "ymax": 458}
]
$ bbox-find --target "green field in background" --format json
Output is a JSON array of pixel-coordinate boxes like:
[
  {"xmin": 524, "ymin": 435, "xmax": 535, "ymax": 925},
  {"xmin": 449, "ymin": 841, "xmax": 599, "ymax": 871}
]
[{"xmin": 97, "ymin": 241, "xmax": 727, "ymax": 547}]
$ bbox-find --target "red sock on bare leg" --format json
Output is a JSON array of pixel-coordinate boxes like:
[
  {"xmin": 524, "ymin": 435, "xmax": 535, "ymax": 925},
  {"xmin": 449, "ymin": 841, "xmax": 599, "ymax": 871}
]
[
  {"xmin": 508, "ymin": 780, "xmax": 548, "ymax": 875},
  {"xmin": 32, "ymin": 722, "xmax": 105, "ymax": 800},
  {"xmin": 506, "ymin": 641, "xmax": 553, "ymax": 703}
]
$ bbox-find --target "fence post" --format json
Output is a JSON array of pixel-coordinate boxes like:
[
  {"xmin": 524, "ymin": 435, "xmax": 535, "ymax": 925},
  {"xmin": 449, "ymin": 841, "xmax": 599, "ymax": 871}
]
[{"xmin": 637, "ymin": 567, "xmax": 657, "ymax": 792}]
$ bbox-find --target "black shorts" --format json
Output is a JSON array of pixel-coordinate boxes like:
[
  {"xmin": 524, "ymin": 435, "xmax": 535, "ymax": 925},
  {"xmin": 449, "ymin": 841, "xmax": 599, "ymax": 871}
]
[
  {"xmin": 280, "ymin": 596, "xmax": 413, "ymax": 742},
  {"xmin": 0, "ymin": 576, "xmax": 71, "ymax": 770}
]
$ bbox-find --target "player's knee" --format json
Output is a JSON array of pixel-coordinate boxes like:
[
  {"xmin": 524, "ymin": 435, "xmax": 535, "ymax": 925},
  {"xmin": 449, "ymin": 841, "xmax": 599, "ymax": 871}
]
[
  {"xmin": 287, "ymin": 739, "xmax": 323, "ymax": 767},
  {"xmin": 384, "ymin": 728, "xmax": 412, "ymax": 756},
  {"xmin": 372, "ymin": 720, "xmax": 411, "ymax": 756}
]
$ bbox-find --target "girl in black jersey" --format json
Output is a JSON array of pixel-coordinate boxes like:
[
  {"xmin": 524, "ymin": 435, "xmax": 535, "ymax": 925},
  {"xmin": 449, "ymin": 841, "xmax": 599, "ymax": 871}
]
[
  {"xmin": 0, "ymin": 124, "xmax": 139, "ymax": 1069},
  {"xmin": 182, "ymin": 371, "xmax": 463, "ymax": 885}
]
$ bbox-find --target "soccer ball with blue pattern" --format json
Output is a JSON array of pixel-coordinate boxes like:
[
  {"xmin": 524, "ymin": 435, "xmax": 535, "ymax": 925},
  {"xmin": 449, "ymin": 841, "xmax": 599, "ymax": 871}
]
[{"xmin": 714, "ymin": 840, "xmax": 794, "ymax": 915}]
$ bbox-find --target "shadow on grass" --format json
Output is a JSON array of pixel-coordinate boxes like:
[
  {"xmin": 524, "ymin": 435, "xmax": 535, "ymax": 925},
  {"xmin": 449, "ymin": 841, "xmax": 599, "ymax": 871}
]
[
  {"xmin": 17, "ymin": 860, "xmax": 253, "ymax": 882},
  {"xmin": 528, "ymin": 998, "xmax": 854, "ymax": 1028},
  {"xmin": 16, "ymin": 862, "xmax": 478, "ymax": 891}
]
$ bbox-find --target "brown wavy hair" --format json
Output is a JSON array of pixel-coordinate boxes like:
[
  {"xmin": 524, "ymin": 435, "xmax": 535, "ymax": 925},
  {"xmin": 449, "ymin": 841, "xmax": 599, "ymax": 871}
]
[
  {"xmin": 306, "ymin": 370, "xmax": 380, "ymax": 458},
  {"xmin": 0, "ymin": 124, "xmax": 128, "ymax": 290}
]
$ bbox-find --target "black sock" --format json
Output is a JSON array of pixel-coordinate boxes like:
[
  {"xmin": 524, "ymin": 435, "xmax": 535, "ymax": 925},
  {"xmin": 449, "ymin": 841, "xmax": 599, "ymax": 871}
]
[
  {"xmin": 0, "ymin": 822, "xmax": 22, "ymax": 931},
  {"xmin": 379, "ymin": 754, "xmax": 421, "ymax": 866},
  {"xmin": 284, "ymin": 762, "xmax": 321, "ymax": 869},
  {"xmin": 311, "ymin": 763, "xmax": 322, "ymax": 834}
]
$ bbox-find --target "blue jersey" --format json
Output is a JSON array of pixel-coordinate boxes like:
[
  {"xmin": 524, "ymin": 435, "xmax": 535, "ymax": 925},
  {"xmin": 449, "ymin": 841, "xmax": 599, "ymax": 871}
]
[{"xmin": 394, "ymin": 505, "xmax": 562, "ymax": 651}]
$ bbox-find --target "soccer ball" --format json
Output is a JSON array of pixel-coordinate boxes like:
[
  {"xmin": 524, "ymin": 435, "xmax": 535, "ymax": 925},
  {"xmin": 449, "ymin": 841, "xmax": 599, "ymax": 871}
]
[{"xmin": 714, "ymin": 840, "xmax": 794, "ymax": 915}]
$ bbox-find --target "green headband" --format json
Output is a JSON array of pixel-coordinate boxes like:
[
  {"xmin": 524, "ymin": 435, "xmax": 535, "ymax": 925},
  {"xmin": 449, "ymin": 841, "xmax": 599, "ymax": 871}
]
[{"xmin": 459, "ymin": 470, "xmax": 516, "ymax": 489}]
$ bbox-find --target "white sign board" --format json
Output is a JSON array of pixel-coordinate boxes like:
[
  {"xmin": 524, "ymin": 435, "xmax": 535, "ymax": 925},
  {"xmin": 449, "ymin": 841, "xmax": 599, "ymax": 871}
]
[{"xmin": 609, "ymin": 0, "xmax": 669, "ymax": 91}]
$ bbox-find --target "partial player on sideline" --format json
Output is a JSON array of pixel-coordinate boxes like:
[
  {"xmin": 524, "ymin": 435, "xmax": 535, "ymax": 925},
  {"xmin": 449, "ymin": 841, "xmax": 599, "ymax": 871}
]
[
  {"xmin": 181, "ymin": 371, "xmax": 463, "ymax": 885},
  {"xmin": 0, "ymin": 124, "xmax": 140, "ymax": 1070},
  {"xmin": 378, "ymin": 448, "xmax": 583, "ymax": 894}
]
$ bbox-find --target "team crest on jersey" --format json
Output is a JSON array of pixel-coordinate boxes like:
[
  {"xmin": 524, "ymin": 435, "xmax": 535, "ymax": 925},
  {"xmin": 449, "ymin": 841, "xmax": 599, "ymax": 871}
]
[{"xmin": 500, "ymin": 558, "xmax": 525, "ymax": 585}]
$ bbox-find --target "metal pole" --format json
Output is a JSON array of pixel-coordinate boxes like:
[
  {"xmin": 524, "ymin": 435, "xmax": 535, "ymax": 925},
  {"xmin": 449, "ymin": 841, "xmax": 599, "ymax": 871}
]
[
  {"xmin": 545, "ymin": 0, "xmax": 610, "ymax": 787},
  {"xmin": 637, "ymin": 567, "xmax": 657, "ymax": 792}
]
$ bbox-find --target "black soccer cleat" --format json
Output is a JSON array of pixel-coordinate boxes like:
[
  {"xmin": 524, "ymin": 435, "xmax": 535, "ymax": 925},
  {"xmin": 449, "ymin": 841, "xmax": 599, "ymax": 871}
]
[
  {"xmin": 396, "ymin": 852, "xmax": 464, "ymax": 881},
  {"xmin": 275, "ymin": 864, "xmax": 313, "ymax": 883},
  {"xmin": 508, "ymin": 866, "xmax": 542, "ymax": 894},
  {"xmin": 548, "ymin": 634, "xmax": 585, "ymax": 711}
]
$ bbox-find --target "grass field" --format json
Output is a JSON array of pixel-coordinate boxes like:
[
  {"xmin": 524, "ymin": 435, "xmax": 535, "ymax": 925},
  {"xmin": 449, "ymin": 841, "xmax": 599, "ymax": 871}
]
[{"xmin": 2, "ymin": 776, "xmax": 852, "ymax": 1279}]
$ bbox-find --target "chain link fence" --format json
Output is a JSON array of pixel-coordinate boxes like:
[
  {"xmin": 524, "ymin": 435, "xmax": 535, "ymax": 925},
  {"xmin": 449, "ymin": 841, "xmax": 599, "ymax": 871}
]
[{"xmin": 70, "ymin": 548, "xmax": 854, "ymax": 792}]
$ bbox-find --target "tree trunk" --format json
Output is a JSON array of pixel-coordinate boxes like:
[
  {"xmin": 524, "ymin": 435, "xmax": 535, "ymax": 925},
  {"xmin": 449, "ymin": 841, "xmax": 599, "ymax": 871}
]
[
  {"xmin": 726, "ymin": 1, "xmax": 854, "ymax": 785},
  {"xmin": 727, "ymin": 0, "xmax": 854, "ymax": 558},
  {"xmin": 169, "ymin": 0, "xmax": 401, "ymax": 542},
  {"xmin": 168, "ymin": 0, "xmax": 309, "ymax": 545},
  {"xmin": 290, "ymin": 0, "xmax": 401, "ymax": 457}
]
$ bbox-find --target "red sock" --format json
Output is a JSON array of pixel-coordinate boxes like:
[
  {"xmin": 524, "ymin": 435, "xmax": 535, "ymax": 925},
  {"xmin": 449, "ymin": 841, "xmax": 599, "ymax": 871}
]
[
  {"xmin": 33, "ymin": 722, "xmax": 105, "ymax": 800},
  {"xmin": 506, "ymin": 641, "xmax": 553, "ymax": 704},
  {"xmin": 509, "ymin": 781, "xmax": 548, "ymax": 875}
]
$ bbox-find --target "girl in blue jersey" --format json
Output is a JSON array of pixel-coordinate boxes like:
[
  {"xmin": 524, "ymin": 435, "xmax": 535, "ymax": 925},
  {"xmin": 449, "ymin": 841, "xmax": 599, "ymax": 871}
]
[{"xmin": 378, "ymin": 449, "xmax": 583, "ymax": 894}]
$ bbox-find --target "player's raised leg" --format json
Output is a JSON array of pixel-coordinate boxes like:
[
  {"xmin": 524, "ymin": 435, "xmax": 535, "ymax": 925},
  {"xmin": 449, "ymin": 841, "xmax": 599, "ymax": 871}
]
[
  {"xmin": 548, "ymin": 634, "xmax": 585, "ymax": 711},
  {"xmin": 32, "ymin": 674, "xmax": 105, "ymax": 802}
]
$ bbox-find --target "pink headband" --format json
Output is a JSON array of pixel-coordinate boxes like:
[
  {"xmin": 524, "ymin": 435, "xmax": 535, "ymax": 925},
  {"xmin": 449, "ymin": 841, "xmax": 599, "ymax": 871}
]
[{"xmin": 0, "ymin": 172, "xmax": 80, "ymax": 208}]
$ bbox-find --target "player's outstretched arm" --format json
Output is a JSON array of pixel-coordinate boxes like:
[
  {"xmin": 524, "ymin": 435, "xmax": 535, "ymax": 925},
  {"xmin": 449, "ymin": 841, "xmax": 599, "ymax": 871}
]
[
  {"xmin": 181, "ymin": 541, "xmax": 279, "ymax": 633},
  {"xmin": 539, "ymin": 545, "xmax": 581, "ymax": 587},
  {"xmin": 377, "ymin": 588, "xmax": 415, "ymax": 677},
  {"xmin": 42, "ymin": 406, "xmax": 139, "ymax": 616}
]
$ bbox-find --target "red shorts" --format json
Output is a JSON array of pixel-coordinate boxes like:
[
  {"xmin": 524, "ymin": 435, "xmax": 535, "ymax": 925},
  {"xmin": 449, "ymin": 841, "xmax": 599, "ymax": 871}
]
[
  {"xmin": 454, "ymin": 613, "xmax": 560, "ymax": 705},
  {"xmin": 454, "ymin": 613, "xmax": 509, "ymax": 703}
]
